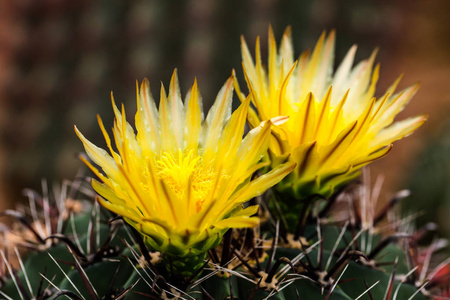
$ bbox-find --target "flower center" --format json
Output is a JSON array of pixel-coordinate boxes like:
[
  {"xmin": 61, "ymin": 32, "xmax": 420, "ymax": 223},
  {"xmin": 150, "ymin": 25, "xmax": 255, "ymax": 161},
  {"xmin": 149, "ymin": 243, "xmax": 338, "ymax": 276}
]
[{"xmin": 156, "ymin": 149, "xmax": 216, "ymax": 212}]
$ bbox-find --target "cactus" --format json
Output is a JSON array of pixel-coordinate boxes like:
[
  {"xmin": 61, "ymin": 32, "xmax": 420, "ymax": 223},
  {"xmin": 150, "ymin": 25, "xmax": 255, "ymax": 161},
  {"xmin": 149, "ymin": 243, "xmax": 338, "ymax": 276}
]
[{"xmin": 0, "ymin": 27, "xmax": 447, "ymax": 300}]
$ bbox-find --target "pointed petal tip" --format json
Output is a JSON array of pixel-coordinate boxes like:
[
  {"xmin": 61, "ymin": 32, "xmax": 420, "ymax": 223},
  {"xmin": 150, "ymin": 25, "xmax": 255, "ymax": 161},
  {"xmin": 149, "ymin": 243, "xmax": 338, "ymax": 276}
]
[
  {"xmin": 326, "ymin": 29, "xmax": 336, "ymax": 44},
  {"xmin": 240, "ymin": 35, "xmax": 247, "ymax": 47},
  {"xmin": 159, "ymin": 81, "xmax": 167, "ymax": 99},
  {"xmin": 73, "ymin": 125, "xmax": 87, "ymax": 142},
  {"xmin": 169, "ymin": 69, "xmax": 180, "ymax": 88},
  {"xmin": 270, "ymin": 115, "xmax": 289, "ymax": 126},
  {"xmin": 95, "ymin": 195, "xmax": 104, "ymax": 204},
  {"xmin": 343, "ymin": 89, "xmax": 350, "ymax": 98},
  {"xmin": 222, "ymin": 74, "xmax": 235, "ymax": 90},
  {"xmin": 141, "ymin": 77, "xmax": 150, "ymax": 87},
  {"xmin": 326, "ymin": 85, "xmax": 333, "ymax": 94},
  {"xmin": 400, "ymin": 82, "xmax": 421, "ymax": 96},
  {"xmin": 73, "ymin": 124, "xmax": 81, "ymax": 136},
  {"xmin": 314, "ymin": 31, "xmax": 327, "ymax": 46},
  {"xmin": 414, "ymin": 114, "xmax": 429, "ymax": 127},
  {"xmin": 283, "ymin": 25, "xmax": 292, "ymax": 37},
  {"xmin": 350, "ymin": 44, "xmax": 358, "ymax": 52},
  {"xmin": 286, "ymin": 160, "xmax": 297, "ymax": 172},
  {"xmin": 379, "ymin": 144, "xmax": 394, "ymax": 158},
  {"xmin": 214, "ymin": 216, "xmax": 259, "ymax": 230},
  {"xmin": 110, "ymin": 91, "xmax": 118, "ymax": 109},
  {"xmin": 370, "ymin": 47, "xmax": 379, "ymax": 60}
]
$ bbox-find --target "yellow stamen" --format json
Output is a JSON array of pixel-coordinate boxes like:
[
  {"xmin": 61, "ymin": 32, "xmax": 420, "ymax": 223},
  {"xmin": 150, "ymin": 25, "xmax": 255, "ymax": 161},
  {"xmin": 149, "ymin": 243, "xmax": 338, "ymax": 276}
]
[{"xmin": 156, "ymin": 149, "xmax": 216, "ymax": 212}]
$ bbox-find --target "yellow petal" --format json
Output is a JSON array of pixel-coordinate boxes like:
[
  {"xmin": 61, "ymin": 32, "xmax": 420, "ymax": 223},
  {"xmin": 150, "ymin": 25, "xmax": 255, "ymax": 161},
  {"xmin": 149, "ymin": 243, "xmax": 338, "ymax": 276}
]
[
  {"xmin": 320, "ymin": 120, "xmax": 357, "ymax": 166},
  {"xmin": 136, "ymin": 78, "xmax": 160, "ymax": 152},
  {"xmin": 168, "ymin": 70, "xmax": 185, "ymax": 149},
  {"xmin": 332, "ymin": 45, "xmax": 357, "ymax": 97},
  {"xmin": 184, "ymin": 79, "xmax": 203, "ymax": 150},
  {"xmin": 74, "ymin": 126, "xmax": 119, "ymax": 177},
  {"xmin": 220, "ymin": 161, "xmax": 296, "ymax": 217},
  {"xmin": 159, "ymin": 83, "xmax": 177, "ymax": 152},
  {"xmin": 214, "ymin": 216, "xmax": 259, "ymax": 229},
  {"xmin": 202, "ymin": 77, "xmax": 234, "ymax": 159},
  {"xmin": 369, "ymin": 115, "xmax": 427, "ymax": 148},
  {"xmin": 216, "ymin": 98, "xmax": 250, "ymax": 164}
]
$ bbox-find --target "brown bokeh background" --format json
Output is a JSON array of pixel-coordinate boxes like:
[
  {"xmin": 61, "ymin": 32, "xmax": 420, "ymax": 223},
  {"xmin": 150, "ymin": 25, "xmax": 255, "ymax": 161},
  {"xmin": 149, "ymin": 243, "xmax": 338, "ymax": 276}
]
[{"xmin": 0, "ymin": 0, "xmax": 449, "ymax": 225}]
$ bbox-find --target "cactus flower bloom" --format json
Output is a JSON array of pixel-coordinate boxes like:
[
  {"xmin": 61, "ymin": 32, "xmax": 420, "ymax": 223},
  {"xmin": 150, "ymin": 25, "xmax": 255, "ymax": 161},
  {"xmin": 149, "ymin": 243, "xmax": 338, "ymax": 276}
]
[
  {"xmin": 75, "ymin": 71, "xmax": 295, "ymax": 275},
  {"xmin": 238, "ymin": 27, "xmax": 427, "ymax": 199}
]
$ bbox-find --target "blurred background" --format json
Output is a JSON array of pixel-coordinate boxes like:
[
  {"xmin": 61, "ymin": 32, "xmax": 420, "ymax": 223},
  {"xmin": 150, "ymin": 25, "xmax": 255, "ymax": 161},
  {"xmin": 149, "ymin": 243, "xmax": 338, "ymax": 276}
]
[{"xmin": 0, "ymin": 0, "xmax": 449, "ymax": 235}]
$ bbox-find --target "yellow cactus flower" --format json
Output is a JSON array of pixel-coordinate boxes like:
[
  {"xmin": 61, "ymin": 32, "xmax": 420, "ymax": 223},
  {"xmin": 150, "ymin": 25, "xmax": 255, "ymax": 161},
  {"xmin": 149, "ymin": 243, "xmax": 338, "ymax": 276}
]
[
  {"xmin": 75, "ymin": 70, "xmax": 295, "ymax": 275},
  {"xmin": 238, "ymin": 27, "xmax": 427, "ymax": 199}
]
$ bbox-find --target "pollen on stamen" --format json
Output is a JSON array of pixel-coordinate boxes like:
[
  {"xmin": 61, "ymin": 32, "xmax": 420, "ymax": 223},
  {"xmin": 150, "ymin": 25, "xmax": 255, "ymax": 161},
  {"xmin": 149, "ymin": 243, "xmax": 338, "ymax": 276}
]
[{"xmin": 156, "ymin": 149, "xmax": 218, "ymax": 212}]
